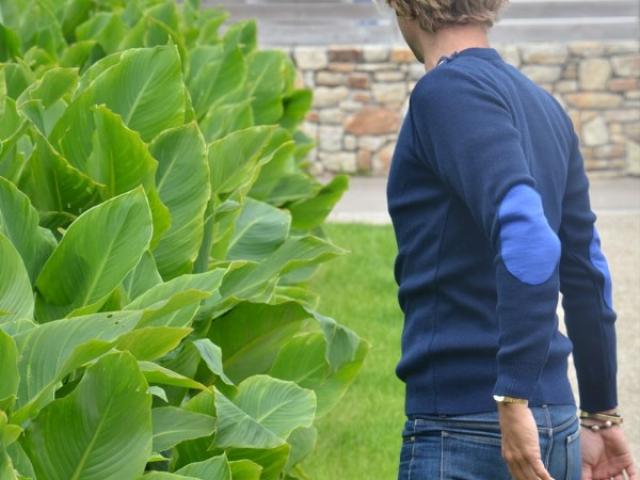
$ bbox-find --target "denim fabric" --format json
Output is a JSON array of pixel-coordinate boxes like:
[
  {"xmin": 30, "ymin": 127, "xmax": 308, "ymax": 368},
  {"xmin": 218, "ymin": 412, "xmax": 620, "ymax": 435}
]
[{"xmin": 398, "ymin": 403, "xmax": 581, "ymax": 480}]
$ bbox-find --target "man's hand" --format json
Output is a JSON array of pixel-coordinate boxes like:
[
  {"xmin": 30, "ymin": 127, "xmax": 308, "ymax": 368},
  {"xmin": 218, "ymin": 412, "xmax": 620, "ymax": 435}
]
[
  {"xmin": 581, "ymin": 424, "xmax": 637, "ymax": 480},
  {"xmin": 498, "ymin": 403, "xmax": 554, "ymax": 480}
]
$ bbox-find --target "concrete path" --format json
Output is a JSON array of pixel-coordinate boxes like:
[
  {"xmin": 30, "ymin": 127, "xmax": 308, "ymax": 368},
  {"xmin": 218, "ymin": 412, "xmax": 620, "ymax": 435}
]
[
  {"xmin": 326, "ymin": 174, "xmax": 640, "ymax": 460},
  {"xmin": 208, "ymin": 0, "xmax": 640, "ymax": 45},
  {"xmin": 326, "ymin": 175, "xmax": 640, "ymax": 222}
]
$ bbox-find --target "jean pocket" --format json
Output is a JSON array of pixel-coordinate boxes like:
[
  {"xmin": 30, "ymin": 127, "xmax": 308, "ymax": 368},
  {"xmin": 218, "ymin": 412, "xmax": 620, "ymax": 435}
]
[
  {"xmin": 565, "ymin": 421, "xmax": 581, "ymax": 480},
  {"xmin": 442, "ymin": 428, "xmax": 512, "ymax": 480}
]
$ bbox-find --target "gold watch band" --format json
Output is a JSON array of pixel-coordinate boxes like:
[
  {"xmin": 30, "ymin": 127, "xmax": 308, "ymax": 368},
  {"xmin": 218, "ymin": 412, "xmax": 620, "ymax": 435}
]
[{"xmin": 493, "ymin": 394, "xmax": 528, "ymax": 404}]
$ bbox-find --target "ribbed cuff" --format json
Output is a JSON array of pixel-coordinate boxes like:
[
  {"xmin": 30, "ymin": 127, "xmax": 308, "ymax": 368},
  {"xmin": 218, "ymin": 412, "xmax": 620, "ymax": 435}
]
[
  {"xmin": 578, "ymin": 381, "xmax": 618, "ymax": 414},
  {"xmin": 492, "ymin": 363, "xmax": 543, "ymax": 400}
]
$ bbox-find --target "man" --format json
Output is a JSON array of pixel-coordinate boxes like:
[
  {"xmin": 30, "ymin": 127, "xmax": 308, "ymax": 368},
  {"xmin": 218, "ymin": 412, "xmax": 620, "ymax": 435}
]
[{"xmin": 383, "ymin": 1, "xmax": 637, "ymax": 479}]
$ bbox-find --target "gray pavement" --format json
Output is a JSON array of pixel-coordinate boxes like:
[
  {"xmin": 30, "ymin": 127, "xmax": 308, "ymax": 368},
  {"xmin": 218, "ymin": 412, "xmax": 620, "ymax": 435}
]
[
  {"xmin": 326, "ymin": 175, "xmax": 640, "ymax": 222},
  {"xmin": 209, "ymin": 0, "xmax": 640, "ymax": 45},
  {"xmin": 326, "ymin": 174, "xmax": 640, "ymax": 461}
]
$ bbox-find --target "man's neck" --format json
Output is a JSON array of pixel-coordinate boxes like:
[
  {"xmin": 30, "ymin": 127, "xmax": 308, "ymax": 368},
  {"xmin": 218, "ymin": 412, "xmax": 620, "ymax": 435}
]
[{"xmin": 421, "ymin": 24, "xmax": 492, "ymax": 71}]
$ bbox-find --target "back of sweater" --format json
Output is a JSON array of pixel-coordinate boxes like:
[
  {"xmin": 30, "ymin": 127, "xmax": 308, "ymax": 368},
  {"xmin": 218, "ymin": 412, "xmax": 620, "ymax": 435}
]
[{"xmin": 386, "ymin": 47, "xmax": 618, "ymax": 416}]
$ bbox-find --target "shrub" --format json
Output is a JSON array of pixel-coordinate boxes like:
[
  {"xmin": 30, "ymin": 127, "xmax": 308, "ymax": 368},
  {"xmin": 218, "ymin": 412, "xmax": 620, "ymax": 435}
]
[{"xmin": 0, "ymin": 1, "xmax": 369, "ymax": 478}]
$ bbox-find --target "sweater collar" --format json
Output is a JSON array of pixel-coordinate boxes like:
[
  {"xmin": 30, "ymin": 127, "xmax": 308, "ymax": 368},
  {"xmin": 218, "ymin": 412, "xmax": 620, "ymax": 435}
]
[{"xmin": 436, "ymin": 47, "xmax": 503, "ymax": 66}]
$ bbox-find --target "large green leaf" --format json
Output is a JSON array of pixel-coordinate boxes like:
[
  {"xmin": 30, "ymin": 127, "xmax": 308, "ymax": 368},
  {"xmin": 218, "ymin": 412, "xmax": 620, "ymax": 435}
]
[
  {"xmin": 308, "ymin": 308, "xmax": 364, "ymax": 372},
  {"xmin": 199, "ymin": 98, "xmax": 253, "ymax": 143},
  {"xmin": 171, "ymin": 390, "xmax": 218, "ymax": 469},
  {"xmin": 247, "ymin": 139, "xmax": 316, "ymax": 207},
  {"xmin": 132, "ymin": 289, "xmax": 212, "ymax": 329},
  {"xmin": 0, "ymin": 23, "xmax": 20, "ymax": 62},
  {"xmin": 51, "ymin": 45, "xmax": 186, "ymax": 173},
  {"xmin": 208, "ymin": 126, "xmax": 280, "ymax": 197},
  {"xmin": 4, "ymin": 442, "xmax": 34, "ymax": 480},
  {"xmin": 213, "ymin": 375, "xmax": 315, "ymax": 449},
  {"xmin": 208, "ymin": 301, "xmax": 309, "ymax": 382},
  {"xmin": 175, "ymin": 453, "xmax": 231, "ymax": 480},
  {"xmin": 0, "ymin": 411, "xmax": 22, "ymax": 447},
  {"xmin": 23, "ymin": 352, "xmax": 152, "ymax": 480},
  {"xmin": 152, "ymin": 406, "xmax": 216, "ymax": 452},
  {"xmin": 231, "ymin": 375, "xmax": 315, "ymax": 439},
  {"xmin": 0, "ymin": 97, "xmax": 22, "ymax": 140},
  {"xmin": 125, "ymin": 269, "xmax": 225, "ymax": 327},
  {"xmin": 192, "ymin": 338, "xmax": 234, "ymax": 385},
  {"xmin": 87, "ymin": 104, "xmax": 170, "ymax": 245},
  {"xmin": 283, "ymin": 426, "xmax": 317, "ymax": 474},
  {"xmin": 279, "ymin": 88, "xmax": 312, "ymax": 131},
  {"xmin": 116, "ymin": 326, "xmax": 192, "ymax": 361},
  {"xmin": 12, "ymin": 310, "xmax": 142, "ymax": 418},
  {"xmin": 151, "ymin": 123, "xmax": 210, "ymax": 279},
  {"xmin": 139, "ymin": 361, "xmax": 208, "ymax": 391},
  {"xmin": 269, "ymin": 333, "xmax": 328, "ymax": 389},
  {"xmin": 60, "ymin": 0, "xmax": 93, "ymax": 43},
  {"xmin": 246, "ymin": 51, "xmax": 285, "ymax": 125},
  {"xmin": 0, "ymin": 330, "xmax": 18, "ymax": 410},
  {"xmin": 213, "ymin": 389, "xmax": 283, "ymax": 450},
  {"xmin": 224, "ymin": 445, "xmax": 289, "ymax": 480},
  {"xmin": 88, "ymin": 45, "xmax": 185, "ymax": 141},
  {"xmin": 221, "ymin": 20, "xmax": 256, "ymax": 56},
  {"xmin": 16, "ymin": 67, "xmax": 78, "ymax": 109},
  {"xmin": 0, "ymin": 448, "xmax": 19, "ymax": 480},
  {"xmin": 59, "ymin": 39, "xmax": 104, "ymax": 70},
  {"xmin": 0, "ymin": 318, "xmax": 36, "ymax": 337},
  {"xmin": 13, "ymin": 3, "xmax": 66, "ymax": 58},
  {"xmin": 87, "ymin": 105, "xmax": 154, "ymax": 193},
  {"xmin": 0, "ymin": 234, "xmax": 33, "ymax": 323},
  {"xmin": 269, "ymin": 330, "xmax": 369, "ymax": 418},
  {"xmin": 35, "ymin": 188, "xmax": 153, "ymax": 320},
  {"xmin": 0, "ymin": 176, "xmax": 56, "ymax": 282},
  {"xmin": 287, "ymin": 175, "xmax": 349, "ymax": 231},
  {"xmin": 139, "ymin": 474, "xmax": 198, "ymax": 480},
  {"xmin": 74, "ymin": 49, "xmax": 124, "ymax": 93},
  {"xmin": 204, "ymin": 236, "xmax": 345, "ymax": 318},
  {"xmin": 187, "ymin": 45, "xmax": 245, "ymax": 120},
  {"xmin": 17, "ymin": 131, "xmax": 103, "ymax": 219},
  {"xmin": 75, "ymin": 11, "xmax": 126, "ymax": 54},
  {"xmin": 0, "ymin": 62, "xmax": 34, "ymax": 100},
  {"xmin": 0, "ymin": 126, "xmax": 29, "ymax": 185},
  {"xmin": 225, "ymin": 198, "xmax": 290, "ymax": 262},
  {"xmin": 209, "ymin": 196, "xmax": 243, "ymax": 263},
  {"xmin": 123, "ymin": 251, "xmax": 163, "ymax": 302},
  {"xmin": 229, "ymin": 459, "xmax": 262, "ymax": 480},
  {"xmin": 14, "ymin": 67, "xmax": 77, "ymax": 137}
]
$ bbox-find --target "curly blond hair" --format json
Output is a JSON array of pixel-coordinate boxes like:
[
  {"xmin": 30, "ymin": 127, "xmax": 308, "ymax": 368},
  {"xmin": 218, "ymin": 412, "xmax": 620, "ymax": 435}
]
[{"xmin": 384, "ymin": 0, "xmax": 509, "ymax": 33}]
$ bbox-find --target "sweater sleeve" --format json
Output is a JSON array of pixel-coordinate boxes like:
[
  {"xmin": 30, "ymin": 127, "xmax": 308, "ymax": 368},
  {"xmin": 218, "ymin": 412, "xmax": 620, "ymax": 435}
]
[
  {"xmin": 558, "ymin": 126, "xmax": 618, "ymax": 413},
  {"xmin": 409, "ymin": 68, "xmax": 561, "ymax": 400}
]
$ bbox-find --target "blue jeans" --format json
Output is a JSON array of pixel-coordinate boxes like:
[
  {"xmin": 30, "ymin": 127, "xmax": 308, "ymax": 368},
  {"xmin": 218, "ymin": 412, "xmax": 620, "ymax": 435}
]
[{"xmin": 398, "ymin": 403, "xmax": 581, "ymax": 480}]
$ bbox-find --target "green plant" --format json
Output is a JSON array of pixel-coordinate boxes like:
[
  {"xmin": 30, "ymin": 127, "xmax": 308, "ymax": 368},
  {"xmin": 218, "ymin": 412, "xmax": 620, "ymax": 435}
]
[{"xmin": 0, "ymin": 1, "xmax": 369, "ymax": 478}]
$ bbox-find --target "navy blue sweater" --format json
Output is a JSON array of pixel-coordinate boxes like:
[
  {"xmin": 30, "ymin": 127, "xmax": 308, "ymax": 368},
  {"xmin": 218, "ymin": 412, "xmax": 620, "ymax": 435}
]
[{"xmin": 386, "ymin": 47, "xmax": 618, "ymax": 416}]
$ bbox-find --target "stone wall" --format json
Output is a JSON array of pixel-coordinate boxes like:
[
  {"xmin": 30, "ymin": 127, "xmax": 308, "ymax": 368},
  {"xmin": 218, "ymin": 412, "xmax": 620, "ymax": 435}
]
[{"xmin": 284, "ymin": 41, "xmax": 640, "ymax": 176}]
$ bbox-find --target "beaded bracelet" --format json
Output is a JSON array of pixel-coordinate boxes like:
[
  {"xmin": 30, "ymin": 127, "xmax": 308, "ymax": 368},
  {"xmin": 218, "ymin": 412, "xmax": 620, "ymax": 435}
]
[
  {"xmin": 579, "ymin": 410, "xmax": 624, "ymax": 432},
  {"xmin": 580, "ymin": 420, "xmax": 619, "ymax": 431}
]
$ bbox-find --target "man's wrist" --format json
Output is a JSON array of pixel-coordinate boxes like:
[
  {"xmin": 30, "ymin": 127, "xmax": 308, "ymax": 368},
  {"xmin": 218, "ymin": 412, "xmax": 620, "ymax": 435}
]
[{"xmin": 579, "ymin": 405, "xmax": 624, "ymax": 432}]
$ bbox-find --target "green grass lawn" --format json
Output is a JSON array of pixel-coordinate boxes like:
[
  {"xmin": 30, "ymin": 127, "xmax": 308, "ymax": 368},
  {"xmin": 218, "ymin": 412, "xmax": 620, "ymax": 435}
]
[{"xmin": 301, "ymin": 222, "xmax": 406, "ymax": 480}]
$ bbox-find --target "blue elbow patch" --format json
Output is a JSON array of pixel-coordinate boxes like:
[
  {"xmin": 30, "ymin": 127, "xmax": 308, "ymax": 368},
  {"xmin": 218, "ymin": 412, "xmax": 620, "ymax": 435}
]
[
  {"xmin": 498, "ymin": 184, "xmax": 561, "ymax": 285},
  {"xmin": 589, "ymin": 226, "xmax": 613, "ymax": 309}
]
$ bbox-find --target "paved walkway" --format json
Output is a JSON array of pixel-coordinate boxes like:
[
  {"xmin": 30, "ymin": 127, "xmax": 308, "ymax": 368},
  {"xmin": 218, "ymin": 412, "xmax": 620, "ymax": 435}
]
[
  {"xmin": 326, "ymin": 174, "xmax": 640, "ymax": 459},
  {"xmin": 327, "ymin": 175, "xmax": 640, "ymax": 222},
  {"xmin": 211, "ymin": 0, "xmax": 640, "ymax": 45}
]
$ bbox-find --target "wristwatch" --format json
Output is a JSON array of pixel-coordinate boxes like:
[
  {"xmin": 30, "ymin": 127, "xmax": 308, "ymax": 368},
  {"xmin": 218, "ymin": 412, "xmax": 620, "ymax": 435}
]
[{"xmin": 493, "ymin": 394, "xmax": 528, "ymax": 405}]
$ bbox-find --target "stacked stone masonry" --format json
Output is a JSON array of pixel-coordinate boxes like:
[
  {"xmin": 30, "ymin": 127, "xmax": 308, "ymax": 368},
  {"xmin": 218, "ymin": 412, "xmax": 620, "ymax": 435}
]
[{"xmin": 285, "ymin": 41, "xmax": 640, "ymax": 176}]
